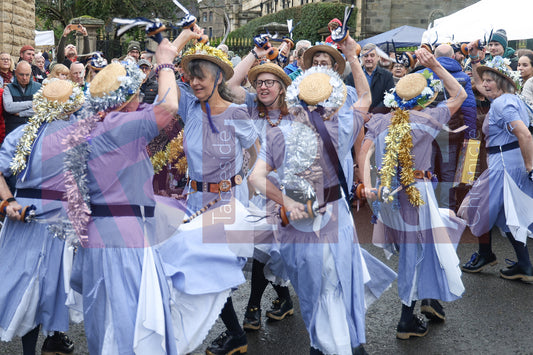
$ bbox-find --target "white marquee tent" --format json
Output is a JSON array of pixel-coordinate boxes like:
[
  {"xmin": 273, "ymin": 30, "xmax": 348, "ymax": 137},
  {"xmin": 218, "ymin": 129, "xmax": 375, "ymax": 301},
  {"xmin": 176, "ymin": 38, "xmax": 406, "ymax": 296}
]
[
  {"xmin": 35, "ymin": 30, "xmax": 55, "ymax": 47},
  {"xmin": 422, "ymin": 0, "xmax": 533, "ymax": 44}
]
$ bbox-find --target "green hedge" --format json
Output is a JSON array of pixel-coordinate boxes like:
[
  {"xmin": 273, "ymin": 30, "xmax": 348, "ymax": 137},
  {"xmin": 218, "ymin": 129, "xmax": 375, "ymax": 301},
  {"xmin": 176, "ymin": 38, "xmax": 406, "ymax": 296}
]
[{"xmin": 228, "ymin": 2, "xmax": 357, "ymax": 44}]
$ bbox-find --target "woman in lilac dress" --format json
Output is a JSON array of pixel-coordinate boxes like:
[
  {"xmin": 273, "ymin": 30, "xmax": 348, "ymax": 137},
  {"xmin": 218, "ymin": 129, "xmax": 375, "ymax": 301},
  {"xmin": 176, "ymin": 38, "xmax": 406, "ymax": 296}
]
[
  {"xmin": 249, "ymin": 36, "xmax": 397, "ymax": 355},
  {"xmin": 227, "ymin": 58, "xmax": 296, "ymax": 330},
  {"xmin": 0, "ymin": 79, "xmax": 83, "ymax": 355},
  {"xmin": 459, "ymin": 43, "xmax": 533, "ymax": 281},
  {"xmin": 175, "ymin": 37, "xmax": 259, "ymax": 355},
  {"xmin": 359, "ymin": 48, "xmax": 467, "ymax": 339}
]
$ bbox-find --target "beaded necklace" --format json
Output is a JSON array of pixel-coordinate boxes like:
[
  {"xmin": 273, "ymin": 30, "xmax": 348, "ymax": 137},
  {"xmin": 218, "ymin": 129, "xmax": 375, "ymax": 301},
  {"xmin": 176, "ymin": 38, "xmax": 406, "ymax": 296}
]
[{"xmin": 259, "ymin": 108, "xmax": 283, "ymax": 127}]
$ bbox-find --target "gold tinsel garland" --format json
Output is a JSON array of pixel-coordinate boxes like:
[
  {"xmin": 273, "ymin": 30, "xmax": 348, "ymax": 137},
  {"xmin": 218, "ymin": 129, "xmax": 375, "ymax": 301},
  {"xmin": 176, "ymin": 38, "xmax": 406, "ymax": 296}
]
[
  {"xmin": 379, "ymin": 109, "xmax": 424, "ymax": 206},
  {"xmin": 150, "ymin": 130, "xmax": 187, "ymax": 175}
]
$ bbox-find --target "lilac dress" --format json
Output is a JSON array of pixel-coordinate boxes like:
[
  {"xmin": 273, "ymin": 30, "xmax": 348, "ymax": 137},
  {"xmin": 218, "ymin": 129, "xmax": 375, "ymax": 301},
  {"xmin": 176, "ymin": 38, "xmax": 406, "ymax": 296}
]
[
  {"xmin": 0, "ymin": 119, "xmax": 76, "ymax": 340},
  {"xmin": 70, "ymin": 104, "xmax": 247, "ymax": 355},
  {"xmin": 365, "ymin": 105, "xmax": 466, "ymax": 305},
  {"xmin": 178, "ymin": 89, "xmax": 257, "ymax": 214},
  {"xmin": 458, "ymin": 93, "xmax": 533, "ymax": 242},
  {"xmin": 260, "ymin": 106, "xmax": 396, "ymax": 354}
]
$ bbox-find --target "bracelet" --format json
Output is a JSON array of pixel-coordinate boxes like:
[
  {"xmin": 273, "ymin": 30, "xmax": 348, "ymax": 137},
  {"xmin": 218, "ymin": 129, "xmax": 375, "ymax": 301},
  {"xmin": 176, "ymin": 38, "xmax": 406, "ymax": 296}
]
[
  {"xmin": 250, "ymin": 49, "xmax": 259, "ymax": 60},
  {"xmin": 348, "ymin": 55, "xmax": 359, "ymax": 65},
  {"xmin": 471, "ymin": 59, "xmax": 481, "ymax": 65},
  {"xmin": 469, "ymin": 53, "xmax": 480, "ymax": 60},
  {"xmin": 6, "ymin": 197, "xmax": 16, "ymax": 203},
  {"xmin": 155, "ymin": 63, "xmax": 174, "ymax": 77}
]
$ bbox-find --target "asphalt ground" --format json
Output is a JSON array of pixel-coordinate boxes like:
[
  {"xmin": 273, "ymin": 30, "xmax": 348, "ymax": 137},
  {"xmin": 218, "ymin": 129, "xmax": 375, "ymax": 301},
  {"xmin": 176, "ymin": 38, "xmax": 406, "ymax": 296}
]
[{"xmin": 1, "ymin": 204, "xmax": 532, "ymax": 355}]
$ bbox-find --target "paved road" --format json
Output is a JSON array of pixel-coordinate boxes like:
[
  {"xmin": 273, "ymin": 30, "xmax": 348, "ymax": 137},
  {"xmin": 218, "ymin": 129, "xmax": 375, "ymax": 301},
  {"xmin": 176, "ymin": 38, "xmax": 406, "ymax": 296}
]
[{"xmin": 1, "ymin": 204, "xmax": 532, "ymax": 355}]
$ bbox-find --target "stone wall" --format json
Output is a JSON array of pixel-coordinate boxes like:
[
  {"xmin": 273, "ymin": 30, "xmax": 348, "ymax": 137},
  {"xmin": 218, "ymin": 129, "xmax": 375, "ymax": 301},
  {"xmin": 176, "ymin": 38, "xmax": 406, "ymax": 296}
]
[{"xmin": 0, "ymin": 0, "xmax": 36, "ymax": 57}]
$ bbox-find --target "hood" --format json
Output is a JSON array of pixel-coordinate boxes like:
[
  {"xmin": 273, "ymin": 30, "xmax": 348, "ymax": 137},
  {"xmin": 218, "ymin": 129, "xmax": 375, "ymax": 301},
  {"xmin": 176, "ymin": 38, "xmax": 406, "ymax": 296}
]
[
  {"xmin": 328, "ymin": 18, "xmax": 342, "ymax": 32},
  {"xmin": 437, "ymin": 57, "xmax": 463, "ymax": 74}
]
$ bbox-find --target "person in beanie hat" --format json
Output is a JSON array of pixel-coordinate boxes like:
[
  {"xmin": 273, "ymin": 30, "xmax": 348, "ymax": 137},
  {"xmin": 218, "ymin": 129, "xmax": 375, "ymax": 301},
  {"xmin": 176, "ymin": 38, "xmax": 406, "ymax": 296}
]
[
  {"xmin": 127, "ymin": 40, "xmax": 141, "ymax": 62},
  {"xmin": 486, "ymin": 29, "xmax": 518, "ymax": 70}
]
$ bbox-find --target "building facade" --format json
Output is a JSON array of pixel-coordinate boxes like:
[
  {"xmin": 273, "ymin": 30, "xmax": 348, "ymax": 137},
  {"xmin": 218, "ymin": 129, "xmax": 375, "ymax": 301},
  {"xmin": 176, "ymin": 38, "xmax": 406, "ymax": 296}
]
[{"xmin": 235, "ymin": 0, "xmax": 480, "ymax": 40}]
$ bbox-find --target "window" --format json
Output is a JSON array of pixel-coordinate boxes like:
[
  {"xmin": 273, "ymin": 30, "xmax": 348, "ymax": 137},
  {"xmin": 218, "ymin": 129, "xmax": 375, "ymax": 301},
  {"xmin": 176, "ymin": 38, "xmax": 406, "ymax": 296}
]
[
  {"xmin": 202, "ymin": 12, "xmax": 207, "ymax": 22},
  {"xmin": 209, "ymin": 11, "xmax": 213, "ymax": 22},
  {"xmin": 209, "ymin": 27, "xmax": 213, "ymax": 38}
]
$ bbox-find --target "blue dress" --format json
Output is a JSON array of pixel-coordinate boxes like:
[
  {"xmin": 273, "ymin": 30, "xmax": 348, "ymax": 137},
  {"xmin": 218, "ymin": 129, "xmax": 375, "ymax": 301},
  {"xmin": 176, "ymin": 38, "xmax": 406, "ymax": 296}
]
[
  {"xmin": 365, "ymin": 106, "xmax": 466, "ymax": 305},
  {"xmin": 70, "ymin": 104, "xmax": 248, "ymax": 355},
  {"xmin": 260, "ymin": 106, "xmax": 396, "ymax": 354},
  {"xmin": 458, "ymin": 94, "xmax": 533, "ymax": 242},
  {"xmin": 0, "ymin": 119, "xmax": 76, "ymax": 340}
]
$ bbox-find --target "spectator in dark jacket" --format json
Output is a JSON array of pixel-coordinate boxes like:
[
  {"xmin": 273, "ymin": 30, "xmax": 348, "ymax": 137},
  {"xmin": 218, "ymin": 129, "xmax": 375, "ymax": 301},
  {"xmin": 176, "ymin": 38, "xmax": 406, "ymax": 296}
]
[
  {"xmin": 3, "ymin": 61, "xmax": 41, "ymax": 135},
  {"xmin": 419, "ymin": 44, "xmax": 477, "ymax": 210},
  {"xmin": 345, "ymin": 43, "xmax": 394, "ymax": 113},
  {"xmin": 138, "ymin": 59, "xmax": 158, "ymax": 104}
]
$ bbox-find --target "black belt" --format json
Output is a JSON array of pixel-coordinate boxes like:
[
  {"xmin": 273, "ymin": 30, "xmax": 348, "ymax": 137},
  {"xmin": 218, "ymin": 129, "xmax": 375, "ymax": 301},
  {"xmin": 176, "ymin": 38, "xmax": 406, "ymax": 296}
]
[
  {"xmin": 16, "ymin": 188, "xmax": 65, "ymax": 200},
  {"xmin": 90, "ymin": 204, "xmax": 155, "ymax": 218},
  {"xmin": 323, "ymin": 184, "xmax": 342, "ymax": 204},
  {"xmin": 487, "ymin": 141, "xmax": 520, "ymax": 154},
  {"xmin": 286, "ymin": 184, "xmax": 342, "ymax": 205}
]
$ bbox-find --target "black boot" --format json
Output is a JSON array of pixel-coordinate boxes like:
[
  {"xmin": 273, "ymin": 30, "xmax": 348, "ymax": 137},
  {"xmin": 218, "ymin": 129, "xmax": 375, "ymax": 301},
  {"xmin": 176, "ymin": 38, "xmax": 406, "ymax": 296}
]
[
  {"xmin": 421, "ymin": 299, "xmax": 445, "ymax": 322},
  {"xmin": 242, "ymin": 306, "xmax": 261, "ymax": 331},
  {"xmin": 205, "ymin": 331, "xmax": 247, "ymax": 355},
  {"xmin": 41, "ymin": 332, "xmax": 74, "ymax": 355},
  {"xmin": 396, "ymin": 315, "xmax": 428, "ymax": 340},
  {"xmin": 266, "ymin": 298, "xmax": 294, "ymax": 321}
]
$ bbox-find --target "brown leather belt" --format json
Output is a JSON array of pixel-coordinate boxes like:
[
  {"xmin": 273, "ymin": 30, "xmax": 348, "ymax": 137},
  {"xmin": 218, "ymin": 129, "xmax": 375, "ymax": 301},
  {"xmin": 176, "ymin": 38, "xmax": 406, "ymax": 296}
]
[
  {"xmin": 189, "ymin": 173, "xmax": 243, "ymax": 193},
  {"xmin": 413, "ymin": 170, "xmax": 433, "ymax": 179}
]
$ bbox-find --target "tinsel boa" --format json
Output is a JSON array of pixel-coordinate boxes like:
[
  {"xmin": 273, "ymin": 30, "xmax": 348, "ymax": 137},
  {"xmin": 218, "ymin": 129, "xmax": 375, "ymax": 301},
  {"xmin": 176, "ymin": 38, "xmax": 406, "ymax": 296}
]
[
  {"xmin": 62, "ymin": 109, "xmax": 103, "ymax": 246},
  {"xmin": 379, "ymin": 109, "xmax": 424, "ymax": 207},
  {"xmin": 150, "ymin": 130, "xmax": 187, "ymax": 175}
]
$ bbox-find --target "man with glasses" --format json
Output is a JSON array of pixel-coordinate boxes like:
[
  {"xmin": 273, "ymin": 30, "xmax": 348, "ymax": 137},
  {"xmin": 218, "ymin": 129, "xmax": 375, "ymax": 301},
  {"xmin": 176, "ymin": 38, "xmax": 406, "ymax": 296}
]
[
  {"xmin": 0, "ymin": 53, "xmax": 14, "ymax": 88},
  {"xmin": 2, "ymin": 61, "xmax": 41, "ymax": 136}
]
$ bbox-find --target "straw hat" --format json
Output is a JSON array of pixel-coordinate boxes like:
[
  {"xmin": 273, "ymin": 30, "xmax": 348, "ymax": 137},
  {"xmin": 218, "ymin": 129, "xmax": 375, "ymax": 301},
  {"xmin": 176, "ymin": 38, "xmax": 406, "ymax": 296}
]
[
  {"xmin": 42, "ymin": 79, "xmax": 75, "ymax": 103},
  {"xmin": 181, "ymin": 43, "xmax": 234, "ymax": 80},
  {"xmin": 286, "ymin": 66, "xmax": 347, "ymax": 117},
  {"xmin": 87, "ymin": 61, "xmax": 145, "ymax": 112},
  {"xmin": 248, "ymin": 62, "xmax": 292, "ymax": 87},
  {"xmin": 476, "ymin": 56, "xmax": 519, "ymax": 90},
  {"xmin": 383, "ymin": 71, "xmax": 442, "ymax": 110},
  {"xmin": 34, "ymin": 79, "xmax": 85, "ymax": 116},
  {"xmin": 302, "ymin": 43, "xmax": 345, "ymax": 75},
  {"xmin": 298, "ymin": 73, "xmax": 333, "ymax": 105},
  {"xmin": 396, "ymin": 73, "xmax": 430, "ymax": 101},
  {"xmin": 90, "ymin": 63, "xmax": 126, "ymax": 97}
]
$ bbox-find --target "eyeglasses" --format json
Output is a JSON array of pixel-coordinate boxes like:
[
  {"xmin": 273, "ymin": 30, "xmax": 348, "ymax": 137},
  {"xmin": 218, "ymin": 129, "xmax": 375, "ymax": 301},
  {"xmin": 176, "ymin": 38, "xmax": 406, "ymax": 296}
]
[
  {"xmin": 0, "ymin": 58, "xmax": 10, "ymax": 61},
  {"xmin": 254, "ymin": 79, "xmax": 280, "ymax": 88},
  {"xmin": 140, "ymin": 66, "xmax": 151, "ymax": 71}
]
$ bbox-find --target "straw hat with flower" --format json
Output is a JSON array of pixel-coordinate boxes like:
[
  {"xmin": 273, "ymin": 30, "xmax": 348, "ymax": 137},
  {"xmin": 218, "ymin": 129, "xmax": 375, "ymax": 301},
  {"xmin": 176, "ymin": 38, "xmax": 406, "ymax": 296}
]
[
  {"xmin": 378, "ymin": 70, "xmax": 443, "ymax": 207},
  {"xmin": 476, "ymin": 55, "xmax": 521, "ymax": 90},
  {"xmin": 302, "ymin": 43, "xmax": 345, "ymax": 76},
  {"xmin": 87, "ymin": 61, "xmax": 145, "ymax": 113},
  {"xmin": 181, "ymin": 43, "xmax": 234, "ymax": 80},
  {"xmin": 248, "ymin": 62, "xmax": 291, "ymax": 87}
]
